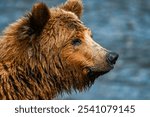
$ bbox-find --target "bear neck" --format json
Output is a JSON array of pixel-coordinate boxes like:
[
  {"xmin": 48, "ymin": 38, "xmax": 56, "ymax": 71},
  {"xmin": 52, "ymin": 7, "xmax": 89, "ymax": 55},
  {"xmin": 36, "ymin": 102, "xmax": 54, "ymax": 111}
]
[{"xmin": 0, "ymin": 43, "xmax": 75, "ymax": 99}]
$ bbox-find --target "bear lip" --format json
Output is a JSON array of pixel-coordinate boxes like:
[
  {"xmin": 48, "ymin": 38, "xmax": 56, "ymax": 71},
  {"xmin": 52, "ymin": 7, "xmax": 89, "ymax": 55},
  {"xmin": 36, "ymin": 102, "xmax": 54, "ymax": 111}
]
[{"xmin": 86, "ymin": 67, "xmax": 112, "ymax": 79}]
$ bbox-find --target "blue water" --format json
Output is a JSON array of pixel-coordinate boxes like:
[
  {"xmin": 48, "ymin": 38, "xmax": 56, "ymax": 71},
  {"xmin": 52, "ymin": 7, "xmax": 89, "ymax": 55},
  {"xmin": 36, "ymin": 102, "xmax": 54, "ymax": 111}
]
[{"xmin": 0, "ymin": 0, "xmax": 150, "ymax": 100}]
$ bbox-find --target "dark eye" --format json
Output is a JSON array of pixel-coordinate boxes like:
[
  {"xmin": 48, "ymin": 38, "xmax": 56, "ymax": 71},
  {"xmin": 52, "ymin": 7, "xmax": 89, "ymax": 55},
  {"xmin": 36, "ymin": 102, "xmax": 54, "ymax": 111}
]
[{"xmin": 72, "ymin": 39, "xmax": 82, "ymax": 46}]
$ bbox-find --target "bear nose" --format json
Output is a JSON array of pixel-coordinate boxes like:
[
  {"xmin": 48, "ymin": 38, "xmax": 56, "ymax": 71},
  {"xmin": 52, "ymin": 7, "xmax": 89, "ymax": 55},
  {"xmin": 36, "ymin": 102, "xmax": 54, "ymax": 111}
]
[{"xmin": 106, "ymin": 52, "xmax": 119, "ymax": 65}]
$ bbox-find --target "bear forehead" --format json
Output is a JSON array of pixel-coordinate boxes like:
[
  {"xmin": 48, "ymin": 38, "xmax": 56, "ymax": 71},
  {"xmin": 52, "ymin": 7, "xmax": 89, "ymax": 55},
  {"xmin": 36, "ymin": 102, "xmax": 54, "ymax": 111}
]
[{"xmin": 49, "ymin": 8, "xmax": 86, "ymax": 31}]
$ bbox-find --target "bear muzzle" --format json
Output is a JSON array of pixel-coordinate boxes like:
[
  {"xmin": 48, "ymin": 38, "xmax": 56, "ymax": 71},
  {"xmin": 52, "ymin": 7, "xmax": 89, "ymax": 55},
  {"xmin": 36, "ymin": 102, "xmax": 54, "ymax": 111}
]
[{"xmin": 83, "ymin": 52, "xmax": 119, "ymax": 79}]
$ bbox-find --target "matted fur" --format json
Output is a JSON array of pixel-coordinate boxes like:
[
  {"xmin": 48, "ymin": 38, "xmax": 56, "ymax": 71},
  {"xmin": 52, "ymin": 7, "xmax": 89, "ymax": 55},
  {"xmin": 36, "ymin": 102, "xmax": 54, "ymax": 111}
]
[{"xmin": 0, "ymin": 0, "xmax": 115, "ymax": 99}]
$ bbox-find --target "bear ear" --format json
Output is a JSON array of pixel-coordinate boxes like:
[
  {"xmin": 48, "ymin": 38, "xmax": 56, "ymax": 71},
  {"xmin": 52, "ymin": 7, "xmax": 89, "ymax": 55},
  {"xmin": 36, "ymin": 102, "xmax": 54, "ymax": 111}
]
[
  {"xmin": 60, "ymin": 0, "xmax": 83, "ymax": 19},
  {"xmin": 29, "ymin": 2, "xmax": 50, "ymax": 34}
]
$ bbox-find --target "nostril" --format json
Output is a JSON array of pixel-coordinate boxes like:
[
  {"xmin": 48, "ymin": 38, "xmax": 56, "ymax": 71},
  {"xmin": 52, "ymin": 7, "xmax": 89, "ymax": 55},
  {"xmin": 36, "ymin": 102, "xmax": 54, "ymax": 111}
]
[{"xmin": 107, "ymin": 52, "xmax": 119, "ymax": 65}]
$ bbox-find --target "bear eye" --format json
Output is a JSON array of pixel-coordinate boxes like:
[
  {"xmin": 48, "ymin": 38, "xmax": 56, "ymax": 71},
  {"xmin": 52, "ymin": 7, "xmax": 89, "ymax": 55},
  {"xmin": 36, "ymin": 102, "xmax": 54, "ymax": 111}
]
[{"xmin": 72, "ymin": 38, "xmax": 82, "ymax": 46}]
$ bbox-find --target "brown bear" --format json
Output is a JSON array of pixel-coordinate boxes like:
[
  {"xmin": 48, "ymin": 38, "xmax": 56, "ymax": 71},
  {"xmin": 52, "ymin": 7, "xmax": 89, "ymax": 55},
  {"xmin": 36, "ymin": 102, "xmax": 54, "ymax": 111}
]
[{"xmin": 0, "ymin": 0, "xmax": 118, "ymax": 99}]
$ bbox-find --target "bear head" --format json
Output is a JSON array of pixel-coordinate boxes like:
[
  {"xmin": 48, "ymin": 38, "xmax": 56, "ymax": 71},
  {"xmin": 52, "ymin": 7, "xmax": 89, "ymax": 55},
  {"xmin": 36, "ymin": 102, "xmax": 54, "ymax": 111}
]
[{"xmin": 1, "ymin": 0, "xmax": 118, "ymax": 98}]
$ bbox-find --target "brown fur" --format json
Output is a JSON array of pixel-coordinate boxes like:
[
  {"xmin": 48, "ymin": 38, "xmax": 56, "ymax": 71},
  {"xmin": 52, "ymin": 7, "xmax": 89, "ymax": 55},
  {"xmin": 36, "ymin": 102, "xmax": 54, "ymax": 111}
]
[{"xmin": 0, "ymin": 0, "xmax": 113, "ymax": 99}]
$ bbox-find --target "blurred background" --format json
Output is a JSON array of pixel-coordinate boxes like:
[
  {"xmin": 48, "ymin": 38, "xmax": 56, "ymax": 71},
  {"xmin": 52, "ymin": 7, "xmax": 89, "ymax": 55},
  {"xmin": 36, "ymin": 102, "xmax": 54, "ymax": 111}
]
[{"xmin": 0, "ymin": 0, "xmax": 150, "ymax": 99}]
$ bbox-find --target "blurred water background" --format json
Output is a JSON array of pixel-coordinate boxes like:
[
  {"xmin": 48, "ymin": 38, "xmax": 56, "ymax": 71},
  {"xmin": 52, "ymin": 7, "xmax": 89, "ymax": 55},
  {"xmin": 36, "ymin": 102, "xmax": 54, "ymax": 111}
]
[{"xmin": 0, "ymin": 0, "xmax": 150, "ymax": 100}]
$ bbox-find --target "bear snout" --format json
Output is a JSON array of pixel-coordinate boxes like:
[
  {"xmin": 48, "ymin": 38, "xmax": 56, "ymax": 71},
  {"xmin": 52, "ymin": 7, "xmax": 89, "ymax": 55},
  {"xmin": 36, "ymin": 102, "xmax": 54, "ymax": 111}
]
[{"xmin": 106, "ymin": 52, "xmax": 119, "ymax": 66}]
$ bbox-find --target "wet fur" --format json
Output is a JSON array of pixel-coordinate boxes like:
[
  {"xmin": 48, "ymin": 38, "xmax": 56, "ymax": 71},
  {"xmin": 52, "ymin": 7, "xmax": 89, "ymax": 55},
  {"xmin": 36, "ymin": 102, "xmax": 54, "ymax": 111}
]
[{"xmin": 0, "ymin": 1, "xmax": 96, "ymax": 99}]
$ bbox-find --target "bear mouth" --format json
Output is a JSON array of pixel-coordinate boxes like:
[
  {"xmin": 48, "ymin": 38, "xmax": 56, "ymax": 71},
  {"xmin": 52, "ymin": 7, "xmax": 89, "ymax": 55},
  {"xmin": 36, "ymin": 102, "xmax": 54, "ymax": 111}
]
[{"xmin": 86, "ymin": 67, "xmax": 112, "ymax": 79}]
